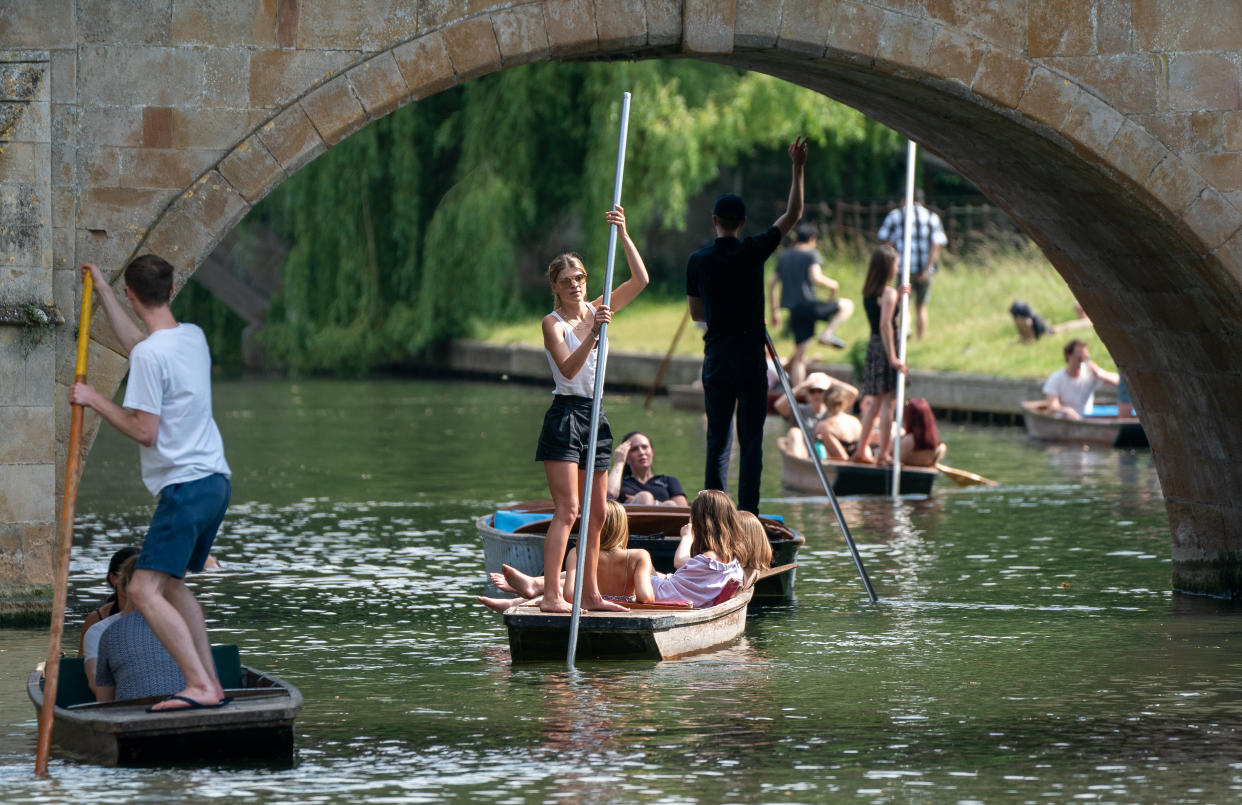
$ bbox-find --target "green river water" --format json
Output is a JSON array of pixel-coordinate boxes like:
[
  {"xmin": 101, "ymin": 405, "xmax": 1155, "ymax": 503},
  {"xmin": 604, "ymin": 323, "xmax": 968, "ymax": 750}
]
[{"xmin": 2, "ymin": 378, "xmax": 1240, "ymax": 803}]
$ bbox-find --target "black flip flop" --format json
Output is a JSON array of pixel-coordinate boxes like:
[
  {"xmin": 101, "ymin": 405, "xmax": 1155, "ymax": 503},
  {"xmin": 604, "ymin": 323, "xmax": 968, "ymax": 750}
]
[{"xmin": 146, "ymin": 694, "xmax": 234, "ymax": 713}]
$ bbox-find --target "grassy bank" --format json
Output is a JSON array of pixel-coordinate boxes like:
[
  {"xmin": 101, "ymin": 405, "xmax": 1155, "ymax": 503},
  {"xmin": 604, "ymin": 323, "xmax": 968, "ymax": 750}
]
[{"xmin": 480, "ymin": 241, "xmax": 1116, "ymax": 380}]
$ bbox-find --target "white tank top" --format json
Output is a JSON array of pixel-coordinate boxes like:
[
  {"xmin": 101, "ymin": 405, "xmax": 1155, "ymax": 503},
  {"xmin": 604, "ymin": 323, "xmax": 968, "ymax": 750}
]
[{"xmin": 546, "ymin": 306, "xmax": 598, "ymax": 397}]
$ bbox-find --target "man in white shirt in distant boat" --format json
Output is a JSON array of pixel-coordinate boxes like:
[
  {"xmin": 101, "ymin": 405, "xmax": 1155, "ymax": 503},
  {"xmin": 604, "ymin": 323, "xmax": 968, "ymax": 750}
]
[
  {"xmin": 1042, "ymin": 338, "xmax": 1119, "ymax": 420},
  {"xmin": 69, "ymin": 255, "xmax": 232, "ymax": 712}
]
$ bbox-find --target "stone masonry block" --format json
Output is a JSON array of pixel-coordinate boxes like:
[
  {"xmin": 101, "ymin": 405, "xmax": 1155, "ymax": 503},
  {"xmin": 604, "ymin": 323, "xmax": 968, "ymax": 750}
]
[
  {"xmin": 441, "ymin": 16, "xmax": 503, "ymax": 82},
  {"xmin": 1139, "ymin": 112, "xmax": 1221, "ymax": 154},
  {"xmin": 645, "ymin": 0, "xmax": 681, "ymax": 47},
  {"xmin": 1043, "ymin": 55, "xmax": 1159, "ymax": 115},
  {"xmin": 543, "ymin": 0, "xmax": 599, "ymax": 57},
  {"xmin": 296, "ymin": 1, "xmax": 421, "ymax": 50},
  {"xmin": 1096, "ymin": 0, "xmax": 1133, "ymax": 54},
  {"xmin": 683, "ymin": 0, "xmax": 735, "ymax": 54},
  {"xmin": 1176, "ymin": 189, "xmax": 1241, "ymax": 253},
  {"xmin": 777, "ymin": 0, "xmax": 832, "ymax": 58},
  {"xmin": 394, "ymin": 33, "xmax": 458, "ymax": 100},
  {"xmin": 1062, "ymin": 90, "xmax": 1125, "ymax": 160},
  {"xmin": 141, "ymin": 207, "xmax": 216, "ymax": 276},
  {"xmin": 202, "ymin": 47, "xmax": 251, "ymax": 107},
  {"xmin": 299, "ymin": 75, "xmax": 368, "ymax": 147},
  {"xmin": 1028, "ymin": 0, "xmax": 1093, "ymax": 57},
  {"xmin": 50, "ymin": 49, "xmax": 75, "ymax": 104},
  {"xmin": 0, "ymin": 464, "xmax": 54, "ymax": 523},
  {"xmin": 118, "ymin": 147, "xmax": 221, "ymax": 190},
  {"xmin": 734, "ymin": 0, "xmax": 780, "ymax": 49},
  {"xmin": 420, "ymin": 1, "xmax": 513, "ymax": 31},
  {"xmin": 1168, "ymin": 53, "xmax": 1241, "ymax": 113},
  {"xmin": 875, "ymin": 11, "xmax": 936, "ymax": 75},
  {"xmin": 823, "ymin": 2, "xmax": 885, "ymax": 67},
  {"xmin": 972, "ymin": 48, "xmax": 1032, "ymax": 110},
  {"xmin": 1213, "ymin": 228, "xmax": 1242, "ymax": 289},
  {"xmin": 78, "ymin": 187, "xmax": 166, "ymax": 236},
  {"xmin": 0, "ymin": 62, "xmax": 48, "ymax": 102},
  {"xmin": 0, "ymin": 97, "xmax": 49, "ymax": 143},
  {"xmin": 1104, "ymin": 119, "xmax": 1166, "ymax": 189},
  {"xmin": 0, "ymin": 1, "xmax": 74, "ymax": 48},
  {"xmin": 170, "ymin": 108, "xmax": 251, "ymax": 150},
  {"xmin": 595, "ymin": 0, "xmax": 648, "ymax": 50},
  {"xmin": 257, "ymin": 104, "xmax": 326, "ymax": 173},
  {"xmin": 73, "ymin": 229, "xmax": 136, "ymax": 285},
  {"xmin": 248, "ymin": 49, "xmax": 358, "ymax": 109},
  {"xmin": 0, "ymin": 406, "xmax": 53, "ymax": 464},
  {"xmin": 1225, "ymin": 111, "xmax": 1242, "ymax": 151},
  {"xmin": 77, "ymin": 0, "xmax": 172, "ymax": 46},
  {"xmin": 492, "ymin": 5, "xmax": 552, "ymax": 66},
  {"xmin": 924, "ymin": 0, "xmax": 1025, "ymax": 52},
  {"xmin": 142, "ymin": 107, "xmax": 173, "ymax": 149},
  {"xmin": 347, "ymin": 51, "xmax": 410, "ymax": 119},
  {"xmin": 219, "ymin": 134, "xmax": 288, "ymax": 204},
  {"xmin": 1132, "ymin": 0, "xmax": 1242, "ymax": 52},
  {"xmin": 170, "ymin": 0, "xmax": 279, "ymax": 47},
  {"xmin": 78, "ymin": 46, "xmax": 204, "ymax": 107},
  {"xmin": 174, "ymin": 170, "xmax": 251, "ymax": 238},
  {"xmin": 1146, "ymin": 155, "xmax": 1205, "ymax": 218},
  {"xmin": 926, "ymin": 27, "xmax": 986, "ymax": 87},
  {"xmin": 79, "ymin": 106, "xmax": 143, "ymax": 148},
  {"xmin": 1016, "ymin": 68, "xmax": 1073, "ymax": 130}
]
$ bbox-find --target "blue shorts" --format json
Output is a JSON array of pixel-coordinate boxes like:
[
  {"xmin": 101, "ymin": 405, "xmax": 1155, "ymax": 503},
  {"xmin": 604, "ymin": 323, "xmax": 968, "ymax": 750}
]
[{"xmin": 138, "ymin": 473, "xmax": 230, "ymax": 579}]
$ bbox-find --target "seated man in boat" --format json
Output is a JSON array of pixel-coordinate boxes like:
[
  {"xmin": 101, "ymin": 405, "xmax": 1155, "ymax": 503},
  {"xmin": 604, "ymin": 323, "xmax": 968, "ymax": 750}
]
[
  {"xmin": 95, "ymin": 555, "xmax": 225, "ymax": 708},
  {"xmin": 1042, "ymin": 338, "xmax": 1119, "ymax": 420},
  {"xmin": 773, "ymin": 373, "xmax": 862, "ymax": 460},
  {"xmin": 607, "ymin": 432, "xmax": 689, "ymax": 507}
]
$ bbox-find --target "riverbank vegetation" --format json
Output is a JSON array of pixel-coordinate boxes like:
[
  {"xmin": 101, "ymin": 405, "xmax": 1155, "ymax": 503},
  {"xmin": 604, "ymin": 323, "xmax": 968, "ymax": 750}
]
[{"xmin": 173, "ymin": 59, "xmax": 1111, "ymax": 380}]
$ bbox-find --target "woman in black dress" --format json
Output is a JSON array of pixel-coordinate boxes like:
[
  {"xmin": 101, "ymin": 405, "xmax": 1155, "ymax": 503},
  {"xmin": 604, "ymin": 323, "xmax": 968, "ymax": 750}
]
[{"xmin": 850, "ymin": 245, "xmax": 907, "ymax": 464}]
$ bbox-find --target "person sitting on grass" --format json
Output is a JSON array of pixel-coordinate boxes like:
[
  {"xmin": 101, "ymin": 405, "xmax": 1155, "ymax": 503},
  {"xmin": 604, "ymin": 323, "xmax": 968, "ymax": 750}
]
[
  {"xmin": 478, "ymin": 500, "xmax": 654, "ymax": 612},
  {"xmin": 607, "ymin": 432, "xmax": 689, "ymax": 507},
  {"xmin": 773, "ymin": 372, "xmax": 862, "ymax": 460}
]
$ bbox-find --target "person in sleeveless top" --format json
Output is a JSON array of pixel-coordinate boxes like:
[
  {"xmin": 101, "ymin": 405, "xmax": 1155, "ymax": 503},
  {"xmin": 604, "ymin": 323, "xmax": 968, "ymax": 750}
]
[
  {"xmin": 78, "ymin": 546, "xmax": 140, "ymax": 657},
  {"xmin": 851, "ymin": 245, "xmax": 909, "ymax": 465},
  {"xmin": 534, "ymin": 205, "xmax": 649, "ymax": 613}
]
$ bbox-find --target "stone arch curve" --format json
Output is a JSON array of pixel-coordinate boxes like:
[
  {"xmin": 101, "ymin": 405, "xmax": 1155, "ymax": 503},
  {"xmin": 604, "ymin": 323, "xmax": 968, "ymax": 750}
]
[{"xmin": 14, "ymin": 2, "xmax": 1242, "ymax": 596}]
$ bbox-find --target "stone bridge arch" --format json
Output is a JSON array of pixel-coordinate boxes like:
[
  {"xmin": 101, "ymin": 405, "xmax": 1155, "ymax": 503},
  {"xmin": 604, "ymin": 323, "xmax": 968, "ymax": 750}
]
[{"xmin": 3, "ymin": 1, "xmax": 1241, "ymax": 601}]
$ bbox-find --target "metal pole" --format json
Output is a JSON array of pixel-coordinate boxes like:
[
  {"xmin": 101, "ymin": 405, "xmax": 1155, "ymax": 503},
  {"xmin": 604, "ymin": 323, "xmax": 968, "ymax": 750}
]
[
  {"xmin": 892, "ymin": 140, "xmax": 916, "ymax": 498},
  {"xmin": 567, "ymin": 91, "xmax": 631, "ymax": 665},
  {"xmin": 766, "ymin": 331, "xmax": 877, "ymax": 603}
]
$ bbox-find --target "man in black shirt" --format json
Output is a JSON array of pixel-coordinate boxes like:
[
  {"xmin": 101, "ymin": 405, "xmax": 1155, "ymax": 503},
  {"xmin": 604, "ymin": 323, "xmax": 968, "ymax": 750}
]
[{"xmin": 686, "ymin": 137, "xmax": 808, "ymax": 513}]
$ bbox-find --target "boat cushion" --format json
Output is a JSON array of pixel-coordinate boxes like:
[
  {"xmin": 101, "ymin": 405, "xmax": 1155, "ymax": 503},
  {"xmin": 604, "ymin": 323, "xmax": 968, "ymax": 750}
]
[
  {"xmin": 711, "ymin": 578, "xmax": 741, "ymax": 606},
  {"xmin": 493, "ymin": 510, "xmax": 553, "ymax": 532},
  {"xmin": 212, "ymin": 644, "xmax": 243, "ymax": 690}
]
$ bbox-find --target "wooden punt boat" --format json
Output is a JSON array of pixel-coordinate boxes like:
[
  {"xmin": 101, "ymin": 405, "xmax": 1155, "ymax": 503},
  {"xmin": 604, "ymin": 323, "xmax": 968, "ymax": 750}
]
[
  {"xmin": 777, "ymin": 436, "xmax": 940, "ymax": 496},
  {"xmin": 28, "ymin": 644, "xmax": 302, "ymax": 767},
  {"xmin": 477, "ymin": 502, "xmax": 803, "ymax": 602},
  {"xmin": 1020, "ymin": 400, "xmax": 1148, "ymax": 447},
  {"xmin": 504, "ymin": 586, "xmax": 754, "ymax": 661}
]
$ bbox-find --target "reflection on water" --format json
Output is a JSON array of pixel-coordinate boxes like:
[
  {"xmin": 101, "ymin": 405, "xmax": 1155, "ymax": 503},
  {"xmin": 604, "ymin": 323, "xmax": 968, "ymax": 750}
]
[{"xmin": 3, "ymin": 378, "xmax": 1240, "ymax": 803}]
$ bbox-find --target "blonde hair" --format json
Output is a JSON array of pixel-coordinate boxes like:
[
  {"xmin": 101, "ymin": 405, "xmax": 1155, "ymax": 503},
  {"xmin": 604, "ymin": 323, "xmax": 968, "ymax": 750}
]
[
  {"xmin": 825, "ymin": 384, "xmax": 850, "ymax": 416},
  {"xmin": 599, "ymin": 500, "xmax": 629, "ymax": 552},
  {"xmin": 547, "ymin": 253, "xmax": 586, "ymax": 293},
  {"xmin": 689, "ymin": 490, "xmax": 738, "ymax": 564},
  {"xmin": 734, "ymin": 512, "xmax": 772, "ymax": 574},
  {"xmin": 115, "ymin": 554, "xmax": 139, "ymax": 594}
]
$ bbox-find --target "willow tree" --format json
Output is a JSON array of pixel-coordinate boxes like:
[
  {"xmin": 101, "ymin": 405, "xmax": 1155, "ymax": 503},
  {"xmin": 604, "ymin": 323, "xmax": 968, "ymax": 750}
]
[{"xmin": 212, "ymin": 60, "xmax": 898, "ymax": 373}]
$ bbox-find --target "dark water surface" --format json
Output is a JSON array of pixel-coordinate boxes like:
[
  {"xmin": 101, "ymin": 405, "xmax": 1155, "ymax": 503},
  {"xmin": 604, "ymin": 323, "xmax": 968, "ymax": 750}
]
[{"xmin": 4, "ymin": 378, "xmax": 1241, "ymax": 803}]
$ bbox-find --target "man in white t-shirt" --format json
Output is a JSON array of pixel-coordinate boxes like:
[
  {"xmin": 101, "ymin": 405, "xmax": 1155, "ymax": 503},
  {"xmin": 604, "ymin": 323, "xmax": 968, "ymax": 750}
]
[
  {"xmin": 69, "ymin": 255, "xmax": 232, "ymax": 712},
  {"xmin": 1042, "ymin": 338, "xmax": 1120, "ymax": 420}
]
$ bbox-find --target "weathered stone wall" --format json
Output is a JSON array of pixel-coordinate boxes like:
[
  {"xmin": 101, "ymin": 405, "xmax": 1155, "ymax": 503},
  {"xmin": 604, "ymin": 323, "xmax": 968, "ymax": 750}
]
[{"xmin": 2, "ymin": 0, "xmax": 1242, "ymax": 599}]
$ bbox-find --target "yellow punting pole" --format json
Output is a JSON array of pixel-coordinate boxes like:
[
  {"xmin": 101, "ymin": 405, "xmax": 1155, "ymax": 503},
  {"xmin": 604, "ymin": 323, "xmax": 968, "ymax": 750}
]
[{"xmin": 35, "ymin": 269, "xmax": 93, "ymax": 776}]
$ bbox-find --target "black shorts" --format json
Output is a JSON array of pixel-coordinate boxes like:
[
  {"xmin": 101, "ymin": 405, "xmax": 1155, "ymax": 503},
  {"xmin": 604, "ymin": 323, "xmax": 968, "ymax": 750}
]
[
  {"xmin": 535, "ymin": 395, "xmax": 613, "ymax": 469},
  {"xmin": 788, "ymin": 300, "xmax": 841, "ymax": 344}
]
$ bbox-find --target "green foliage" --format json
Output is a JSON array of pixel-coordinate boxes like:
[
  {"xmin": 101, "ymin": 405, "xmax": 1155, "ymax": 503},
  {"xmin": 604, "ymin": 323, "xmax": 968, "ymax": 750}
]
[{"xmin": 226, "ymin": 60, "xmax": 909, "ymax": 373}]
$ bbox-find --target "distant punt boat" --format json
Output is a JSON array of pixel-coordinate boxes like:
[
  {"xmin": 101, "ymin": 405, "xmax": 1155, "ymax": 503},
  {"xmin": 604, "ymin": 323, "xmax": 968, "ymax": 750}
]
[
  {"xmin": 477, "ymin": 502, "xmax": 802, "ymax": 602},
  {"xmin": 1020, "ymin": 401, "xmax": 1148, "ymax": 448},
  {"xmin": 777, "ymin": 436, "xmax": 940, "ymax": 496},
  {"xmin": 503, "ymin": 585, "xmax": 754, "ymax": 661},
  {"xmin": 28, "ymin": 645, "xmax": 302, "ymax": 767}
]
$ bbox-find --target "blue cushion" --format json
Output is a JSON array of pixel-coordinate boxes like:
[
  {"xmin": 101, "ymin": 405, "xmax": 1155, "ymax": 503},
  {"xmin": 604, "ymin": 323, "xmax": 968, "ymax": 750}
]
[
  {"xmin": 1086, "ymin": 404, "xmax": 1119, "ymax": 417},
  {"xmin": 493, "ymin": 510, "xmax": 553, "ymax": 532}
]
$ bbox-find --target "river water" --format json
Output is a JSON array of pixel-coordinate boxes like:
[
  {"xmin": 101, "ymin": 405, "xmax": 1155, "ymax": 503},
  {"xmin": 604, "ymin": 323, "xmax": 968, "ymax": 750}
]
[{"xmin": 3, "ymin": 378, "xmax": 1240, "ymax": 803}]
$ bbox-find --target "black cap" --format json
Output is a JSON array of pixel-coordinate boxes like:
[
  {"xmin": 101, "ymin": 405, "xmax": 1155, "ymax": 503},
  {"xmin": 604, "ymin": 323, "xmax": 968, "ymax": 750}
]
[{"xmin": 712, "ymin": 193, "xmax": 746, "ymax": 221}]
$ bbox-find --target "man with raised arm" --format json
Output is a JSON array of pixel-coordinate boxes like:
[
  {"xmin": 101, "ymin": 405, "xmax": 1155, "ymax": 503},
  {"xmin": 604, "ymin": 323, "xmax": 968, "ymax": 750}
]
[
  {"xmin": 686, "ymin": 137, "xmax": 807, "ymax": 514},
  {"xmin": 1042, "ymin": 338, "xmax": 1119, "ymax": 420},
  {"xmin": 69, "ymin": 256, "xmax": 232, "ymax": 711}
]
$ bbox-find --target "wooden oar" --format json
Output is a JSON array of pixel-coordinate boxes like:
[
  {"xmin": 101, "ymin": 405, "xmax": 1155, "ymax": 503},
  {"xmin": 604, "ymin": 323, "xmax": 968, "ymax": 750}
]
[
  {"xmin": 642, "ymin": 308, "xmax": 690, "ymax": 409},
  {"xmin": 35, "ymin": 270, "xmax": 93, "ymax": 776},
  {"xmin": 935, "ymin": 463, "xmax": 998, "ymax": 487}
]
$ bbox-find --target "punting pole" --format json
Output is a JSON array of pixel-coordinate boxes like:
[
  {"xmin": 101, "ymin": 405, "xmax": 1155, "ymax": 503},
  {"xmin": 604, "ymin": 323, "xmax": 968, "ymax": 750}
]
[
  {"xmin": 35, "ymin": 269, "xmax": 93, "ymax": 776},
  {"xmin": 642, "ymin": 308, "xmax": 690, "ymax": 409},
  {"xmin": 891, "ymin": 140, "xmax": 917, "ymax": 498},
  {"xmin": 567, "ymin": 91, "xmax": 632, "ymax": 666},
  {"xmin": 765, "ymin": 330, "xmax": 877, "ymax": 603}
]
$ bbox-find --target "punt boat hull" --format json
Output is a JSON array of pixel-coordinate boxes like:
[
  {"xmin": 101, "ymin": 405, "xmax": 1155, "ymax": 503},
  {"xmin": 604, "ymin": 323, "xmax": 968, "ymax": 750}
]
[
  {"xmin": 777, "ymin": 437, "xmax": 939, "ymax": 496},
  {"xmin": 1020, "ymin": 400, "xmax": 1147, "ymax": 447}
]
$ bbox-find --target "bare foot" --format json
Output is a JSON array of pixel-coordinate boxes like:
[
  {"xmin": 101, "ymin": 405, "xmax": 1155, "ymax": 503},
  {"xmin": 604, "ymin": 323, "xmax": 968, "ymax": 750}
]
[
  {"xmin": 501, "ymin": 564, "xmax": 541, "ymax": 599},
  {"xmin": 148, "ymin": 686, "xmax": 224, "ymax": 711},
  {"xmin": 488, "ymin": 572, "xmax": 517, "ymax": 594},
  {"xmin": 582, "ymin": 595, "xmax": 629, "ymax": 612},
  {"xmin": 851, "ymin": 451, "xmax": 875, "ymax": 464},
  {"xmin": 538, "ymin": 596, "xmax": 576, "ymax": 614},
  {"xmin": 477, "ymin": 595, "xmax": 521, "ymax": 613}
]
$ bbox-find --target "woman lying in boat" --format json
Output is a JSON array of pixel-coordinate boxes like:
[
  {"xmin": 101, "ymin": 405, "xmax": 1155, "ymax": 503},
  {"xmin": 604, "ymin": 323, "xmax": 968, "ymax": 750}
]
[
  {"xmin": 479, "ymin": 492, "xmax": 751, "ymax": 611},
  {"xmin": 773, "ymin": 373, "xmax": 863, "ymax": 460},
  {"xmin": 607, "ymin": 431, "xmax": 689, "ymax": 507}
]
